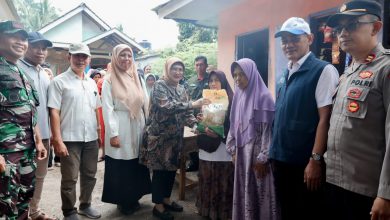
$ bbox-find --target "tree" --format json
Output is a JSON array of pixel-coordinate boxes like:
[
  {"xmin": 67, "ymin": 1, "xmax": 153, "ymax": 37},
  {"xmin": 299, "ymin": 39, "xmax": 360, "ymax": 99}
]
[
  {"xmin": 14, "ymin": 0, "xmax": 60, "ymax": 31},
  {"xmin": 150, "ymin": 22, "xmax": 218, "ymax": 79},
  {"xmin": 178, "ymin": 22, "xmax": 217, "ymax": 43},
  {"xmin": 151, "ymin": 41, "xmax": 217, "ymax": 79},
  {"xmin": 116, "ymin": 24, "xmax": 124, "ymax": 32}
]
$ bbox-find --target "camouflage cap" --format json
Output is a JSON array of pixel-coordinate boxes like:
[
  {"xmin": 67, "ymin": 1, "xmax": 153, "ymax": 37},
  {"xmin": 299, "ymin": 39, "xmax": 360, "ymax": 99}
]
[{"xmin": 0, "ymin": 20, "xmax": 28, "ymax": 38}]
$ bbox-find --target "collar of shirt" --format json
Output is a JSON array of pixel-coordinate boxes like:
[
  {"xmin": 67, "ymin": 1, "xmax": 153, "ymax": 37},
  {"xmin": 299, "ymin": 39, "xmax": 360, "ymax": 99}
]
[
  {"xmin": 197, "ymin": 72, "xmax": 209, "ymax": 81},
  {"xmin": 66, "ymin": 67, "xmax": 88, "ymax": 80},
  {"xmin": 20, "ymin": 58, "xmax": 43, "ymax": 72},
  {"xmin": 287, "ymin": 51, "xmax": 311, "ymax": 79},
  {"xmin": 0, "ymin": 56, "xmax": 18, "ymax": 72}
]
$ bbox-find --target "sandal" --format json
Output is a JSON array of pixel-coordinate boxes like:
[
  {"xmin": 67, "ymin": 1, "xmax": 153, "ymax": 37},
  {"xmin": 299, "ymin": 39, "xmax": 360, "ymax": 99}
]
[{"xmin": 31, "ymin": 212, "xmax": 58, "ymax": 220}]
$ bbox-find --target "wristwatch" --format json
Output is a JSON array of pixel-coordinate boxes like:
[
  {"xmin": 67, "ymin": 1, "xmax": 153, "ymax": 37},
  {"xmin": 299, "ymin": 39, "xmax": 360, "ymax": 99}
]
[{"xmin": 311, "ymin": 153, "xmax": 323, "ymax": 161}]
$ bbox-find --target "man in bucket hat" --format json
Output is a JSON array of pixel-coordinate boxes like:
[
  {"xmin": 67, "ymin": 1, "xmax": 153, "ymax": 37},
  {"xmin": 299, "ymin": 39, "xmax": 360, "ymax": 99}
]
[
  {"xmin": 0, "ymin": 20, "xmax": 47, "ymax": 219},
  {"xmin": 326, "ymin": 1, "xmax": 390, "ymax": 219},
  {"xmin": 48, "ymin": 43, "xmax": 101, "ymax": 220}
]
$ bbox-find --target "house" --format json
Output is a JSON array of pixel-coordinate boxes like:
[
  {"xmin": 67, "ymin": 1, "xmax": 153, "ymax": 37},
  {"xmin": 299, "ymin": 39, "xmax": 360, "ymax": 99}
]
[
  {"xmin": 135, "ymin": 52, "xmax": 161, "ymax": 72},
  {"xmin": 154, "ymin": 0, "xmax": 390, "ymax": 96},
  {"xmin": 0, "ymin": 0, "xmax": 20, "ymax": 21},
  {"xmin": 38, "ymin": 3, "xmax": 145, "ymax": 74}
]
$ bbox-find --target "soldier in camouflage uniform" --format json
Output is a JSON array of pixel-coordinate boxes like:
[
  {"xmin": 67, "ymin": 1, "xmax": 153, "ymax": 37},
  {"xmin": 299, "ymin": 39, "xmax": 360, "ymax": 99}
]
[{"xmin": 0, "ymin": 21, "xmax": 47, "ymax": 220}]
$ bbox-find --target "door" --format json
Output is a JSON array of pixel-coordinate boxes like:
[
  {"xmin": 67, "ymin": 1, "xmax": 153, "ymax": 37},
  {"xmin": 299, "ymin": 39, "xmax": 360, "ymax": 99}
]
[{"xmin": 236, "ymin": 29, "xmax": 269, "ymax": 86}]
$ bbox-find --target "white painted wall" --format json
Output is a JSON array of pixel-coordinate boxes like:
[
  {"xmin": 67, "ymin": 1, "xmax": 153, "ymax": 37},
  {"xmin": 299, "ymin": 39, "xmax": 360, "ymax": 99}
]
[
  {"xmin": 44, "ymin": 13, "xmax": 83, "ymax": 43},
  {"xmin": 0, "ymin": 0, "xmax": 17, "ymax": 20},
  {"xmin": 82, "ymin": 14, "xmax": 105, "ymax": 41}
]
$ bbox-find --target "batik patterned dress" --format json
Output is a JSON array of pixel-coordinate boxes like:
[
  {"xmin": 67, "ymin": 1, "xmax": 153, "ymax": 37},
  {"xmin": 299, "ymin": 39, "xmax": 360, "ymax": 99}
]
[{"xmin": 140, "ymin": 79, "xmax": 196, "ymax": 171}]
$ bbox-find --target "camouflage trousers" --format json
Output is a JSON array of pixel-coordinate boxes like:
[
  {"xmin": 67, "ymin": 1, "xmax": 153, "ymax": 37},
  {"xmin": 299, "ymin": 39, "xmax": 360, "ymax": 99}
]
[{"xmin": 0, "ymin": 149, "xmax": 36, "ymax": 220}]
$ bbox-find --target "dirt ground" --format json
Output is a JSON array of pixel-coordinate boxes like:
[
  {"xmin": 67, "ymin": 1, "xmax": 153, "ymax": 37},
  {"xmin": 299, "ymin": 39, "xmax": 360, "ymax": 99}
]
[{"xmin": 39, "ymin": 152, "xmax": 204, "ymax": 220}]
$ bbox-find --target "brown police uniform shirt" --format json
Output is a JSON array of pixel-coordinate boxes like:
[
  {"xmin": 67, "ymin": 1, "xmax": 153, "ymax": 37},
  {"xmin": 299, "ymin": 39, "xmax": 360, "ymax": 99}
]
[{"xmin": 326, "ymin": 44, "xmax": 390, "ymax": 200}]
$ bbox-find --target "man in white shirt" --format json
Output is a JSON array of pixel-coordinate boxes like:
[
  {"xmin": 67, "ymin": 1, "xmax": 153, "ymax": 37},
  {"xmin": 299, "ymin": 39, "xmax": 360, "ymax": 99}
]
[
  {"xmin": 18, "ymin": 31, "xmax": 56, "ymax": 220},
  {"xmin": 48, "ymin": 43, "xmax": 101, "ymax": 220},
  {"xmin": 269, "ymin": 17, "xmax": 339, "ymax": 220}
]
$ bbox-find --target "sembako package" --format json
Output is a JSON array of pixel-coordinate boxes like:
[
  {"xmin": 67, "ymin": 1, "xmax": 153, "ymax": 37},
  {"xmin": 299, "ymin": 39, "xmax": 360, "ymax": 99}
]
[{"xmin": 197, "ymin": 89, "xmax": 229, "ymax": 137}]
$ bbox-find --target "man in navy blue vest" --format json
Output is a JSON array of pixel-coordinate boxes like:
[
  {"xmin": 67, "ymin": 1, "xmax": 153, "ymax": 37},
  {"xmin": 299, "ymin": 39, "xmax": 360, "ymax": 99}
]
[{"xmin": 270, "ymin": 17, "xmax": 339, "ymax": 220}]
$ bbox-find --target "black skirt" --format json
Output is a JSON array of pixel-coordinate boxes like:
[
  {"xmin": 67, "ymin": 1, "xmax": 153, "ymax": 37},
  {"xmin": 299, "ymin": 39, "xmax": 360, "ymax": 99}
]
[{"xmin": 102, "ymin": 156, "xmax": 151, "ymax": 205}]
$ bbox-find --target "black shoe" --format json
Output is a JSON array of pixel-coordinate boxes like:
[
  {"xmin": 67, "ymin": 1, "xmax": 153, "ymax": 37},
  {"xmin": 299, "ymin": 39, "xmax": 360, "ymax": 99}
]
[
  {"xmin": 153, "ymin": 207, "xmax": 174, "ymax": 220},
  {"xmin": 163, "ymin": 201, "xmax": 183, "ymax": 212},
  {"xmin": 117, "ymin": 202, "xmax": 141, "ymax": 215},
  {"xmin": 185, "ymin": 161, "xmax": 198, "ymax": 172}
]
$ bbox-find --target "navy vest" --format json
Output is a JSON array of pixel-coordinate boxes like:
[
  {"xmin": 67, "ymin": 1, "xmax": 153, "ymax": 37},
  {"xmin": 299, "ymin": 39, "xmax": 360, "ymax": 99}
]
[{"xmin": 270, "ymin": 53, "xmax": 328, "ymax": 165}]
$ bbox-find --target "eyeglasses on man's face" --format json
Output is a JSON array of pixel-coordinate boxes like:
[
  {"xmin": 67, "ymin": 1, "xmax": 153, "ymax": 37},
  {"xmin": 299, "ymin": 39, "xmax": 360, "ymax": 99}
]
[{"xmin": 333, "ymin": 19, "xmax": 377, "ymax": 35}]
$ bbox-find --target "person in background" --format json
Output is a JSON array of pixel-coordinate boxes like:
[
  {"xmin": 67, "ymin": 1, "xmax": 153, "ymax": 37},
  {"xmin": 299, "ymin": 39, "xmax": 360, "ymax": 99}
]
[
  {"xmin": 143, "ymin": 64, "xmax": 152, "ymax": 75},
  {"xmin": 18, "ymin": 31, "xmax": 56, "ymax": 220},
  {"xmin": 186, "ymin": 55, "xmax": 210, "ymax": 172},
  {"xmin": 227, "ymin": 58, "xmax": 278, "ymax": 220},
  {"xmin": 145, "ymin": 73, "xmax": 157, "ymax": 96},
  {"xmin": 101, "ymin": 44, "xmax": 151, "ymax": 215},
  {"xmin": 140, "ymin": 57, "xmax": 210, "ymax": 220},
  {"xmin": 0, "ymin": 20, "xmax": 47, "ymax": 220},
  {"xmin": 270, "ymin": 17, "xmax": 339, "ymax": 220},
  {"xmin": 97, "ymin": 78, "xmax": 105, "ymax": 162},
  {"xmin": 48, "ymin": 43, "xmax": 102, "ymax": 220},
  {"xmin": 89, "ymin": 69, "xmax": 101, "ymax": 84},
  {"xmin": 196, "ymin": 70, "xmax": 234, "ymax": 220},
  {"xmin": 325, "ymin": 1, "xmax": 390, "ymax": 219},
  {"xmin": 41, "ymin": 63, "xmax": 54, "ymax": 80}
]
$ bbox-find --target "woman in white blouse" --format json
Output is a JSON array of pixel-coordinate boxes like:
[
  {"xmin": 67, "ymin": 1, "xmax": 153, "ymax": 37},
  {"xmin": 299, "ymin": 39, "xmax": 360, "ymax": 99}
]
[{"xmin": 101, "ymin": 44, "xmax": 151, "ymax": 215}]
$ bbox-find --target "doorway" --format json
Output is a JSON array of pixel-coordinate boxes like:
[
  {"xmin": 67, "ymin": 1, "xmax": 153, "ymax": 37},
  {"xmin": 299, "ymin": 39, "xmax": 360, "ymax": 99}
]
[{"xmin": 236, "ymin": 28, "xmax": 269, "ymax": 86}]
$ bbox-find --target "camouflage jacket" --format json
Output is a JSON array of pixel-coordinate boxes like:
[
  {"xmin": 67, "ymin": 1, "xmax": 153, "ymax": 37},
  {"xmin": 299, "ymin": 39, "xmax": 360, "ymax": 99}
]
[
  {"xmin": 187, "ymin": 73, "xmax": 209, "ymax": 115},
  {"xmin": 0, "ymin": 57, "xmax": 39, "ymax": 153}
]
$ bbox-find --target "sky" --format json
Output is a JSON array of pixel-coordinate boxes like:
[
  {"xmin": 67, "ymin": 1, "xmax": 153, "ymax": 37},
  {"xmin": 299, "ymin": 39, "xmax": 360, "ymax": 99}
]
[{"xmin": 51, "ymin": 0, "xmax": 178, "ymax": 50}]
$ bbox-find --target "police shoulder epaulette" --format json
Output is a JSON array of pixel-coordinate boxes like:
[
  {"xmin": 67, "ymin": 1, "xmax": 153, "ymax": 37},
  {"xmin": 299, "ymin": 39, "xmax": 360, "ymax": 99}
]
[{"xmin": 383, "ymin": 49, "xmax": 390, "ymax": 55}]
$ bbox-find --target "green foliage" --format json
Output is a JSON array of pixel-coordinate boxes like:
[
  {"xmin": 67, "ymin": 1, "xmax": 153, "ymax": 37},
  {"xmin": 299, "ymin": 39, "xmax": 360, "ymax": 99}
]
[
  {"xmin": 150, "ymin": 22, "xmax": 218, "ymax": 80},
  {"xmin": 14, "ymin": 0, "xmax": 60, "ymax": 31},
  {"xmin": 151, "ymin": 41, "xmax": 217, "ymax": 80},
  {"xmin": 116, "ymin": 24, "xmax": 124, "ymax": 32},
  {"xmin": 178, "ymin": 22, "xmax": 217, "ymax": 43}
]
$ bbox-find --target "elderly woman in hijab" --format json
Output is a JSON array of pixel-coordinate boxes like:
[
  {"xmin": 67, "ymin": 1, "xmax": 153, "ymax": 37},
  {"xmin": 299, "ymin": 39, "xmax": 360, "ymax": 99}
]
[
  {"xmin": 196, "ymin": 70, "xmax": 235, "ymax": 220},
  {"xmin": 101, "ymin": 44, "xmax": 151, "ymax": 215},
  {"xmin": 227, "ymin": 58, "xmax": 279, "ymax": 220},
  {"xmin": 140, "ymin": 57, "xmax": 209, "ymax": 220}
]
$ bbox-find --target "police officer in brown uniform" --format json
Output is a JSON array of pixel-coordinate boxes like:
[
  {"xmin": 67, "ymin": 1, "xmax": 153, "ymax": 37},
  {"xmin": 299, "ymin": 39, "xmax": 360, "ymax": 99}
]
[{"xmin": 326, "ymin": 1, "xmax": 390, "ymax": 220}]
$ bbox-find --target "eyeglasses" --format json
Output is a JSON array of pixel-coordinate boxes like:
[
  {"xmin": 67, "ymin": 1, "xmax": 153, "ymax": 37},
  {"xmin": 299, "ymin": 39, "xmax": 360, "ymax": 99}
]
[{"xmin": 333, "ymin": 20, "xmax": 376, "ymax": 35}]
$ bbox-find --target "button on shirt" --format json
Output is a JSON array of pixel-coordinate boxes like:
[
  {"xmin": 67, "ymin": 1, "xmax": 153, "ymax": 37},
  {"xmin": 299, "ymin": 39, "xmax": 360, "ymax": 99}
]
[
  {"xmin": 48, "ymin": 68, "xmax": 101, "ymax": 142},
  {"xmin": 288, "ymin": 52, "xmax": 339, "ymax": 108},
  {"xmin": 327, "ymin": 44, "xmax": 390, "ymax": 199},
  {"xmin": 18, "ymin": 59, "xmax": 51, "ymax": 140}
]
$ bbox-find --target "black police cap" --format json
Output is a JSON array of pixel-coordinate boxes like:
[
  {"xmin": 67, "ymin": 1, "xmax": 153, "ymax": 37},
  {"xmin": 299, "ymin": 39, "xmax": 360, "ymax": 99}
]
[{"xmin": 327, "ymin": 0, "xmax": 382, "ymax": 27}]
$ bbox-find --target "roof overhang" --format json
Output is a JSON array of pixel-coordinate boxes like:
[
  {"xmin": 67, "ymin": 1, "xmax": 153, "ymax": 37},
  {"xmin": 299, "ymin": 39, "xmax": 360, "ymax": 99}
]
[
  {"xmin": 49, "ymin": 28, "xmax": 146, "ymax": 54},
  {"xmin": 153, "ymin": 0, "xmax": 242, "ymax": 27},
  {"xmin": 39, "ymin": 3, "xmax": 111, "ymax": 34},
  {"xmin": 83, "ymin": 28, "xmax": 146, "ymax": 53}
]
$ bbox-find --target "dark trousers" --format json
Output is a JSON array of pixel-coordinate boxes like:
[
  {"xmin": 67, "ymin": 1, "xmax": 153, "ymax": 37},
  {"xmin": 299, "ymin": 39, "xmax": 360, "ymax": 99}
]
[
  {"xmin": 152, "ymin": 170, "xmax": 176, "ymax": 204},
  {"xmin": 325, "ymin": 183, "xmax": 374, "ymax": 220},
  {"xmin": 0, "ymin": 149, "xmax": 36, "ymax": 220},
  {"xmin": 272, "ymin": 159, "xmax": 326, "ymax": 220}
]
